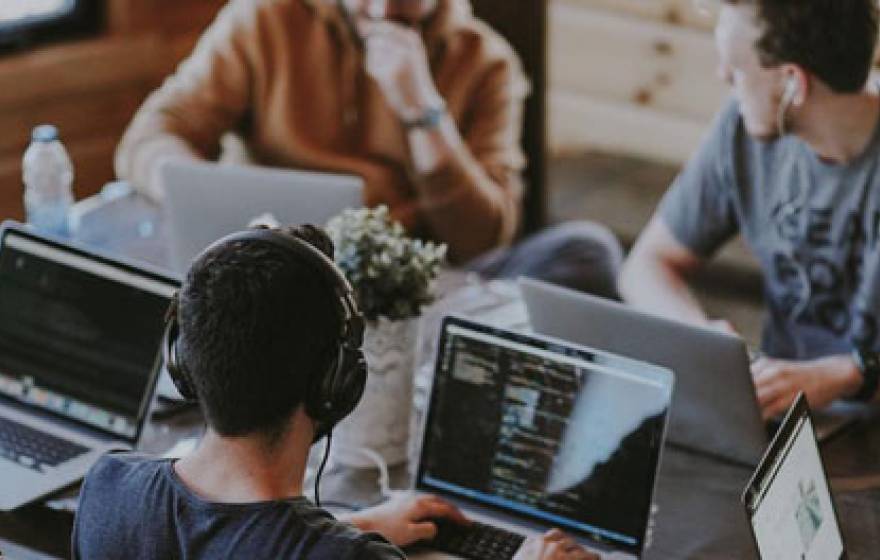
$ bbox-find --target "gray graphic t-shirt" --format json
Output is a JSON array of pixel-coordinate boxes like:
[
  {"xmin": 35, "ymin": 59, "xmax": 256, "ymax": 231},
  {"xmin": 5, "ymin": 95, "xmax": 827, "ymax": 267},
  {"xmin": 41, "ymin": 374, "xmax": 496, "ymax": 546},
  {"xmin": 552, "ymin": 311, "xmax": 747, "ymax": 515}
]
[{"xmin": 661, "ymin": 100, "xmax": 880, "ymax": 359}]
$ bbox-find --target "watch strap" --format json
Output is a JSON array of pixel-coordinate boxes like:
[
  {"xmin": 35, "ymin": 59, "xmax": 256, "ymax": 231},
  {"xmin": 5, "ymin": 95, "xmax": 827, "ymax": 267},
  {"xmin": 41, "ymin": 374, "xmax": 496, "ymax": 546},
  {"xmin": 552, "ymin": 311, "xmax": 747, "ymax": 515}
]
[
  {"xmin": 850, "ymin": 347, "xmax": 880, "ymax": 402},
  {"xmin": 402, "ymin": 103, "xmax": 447, "ymax": 130}
]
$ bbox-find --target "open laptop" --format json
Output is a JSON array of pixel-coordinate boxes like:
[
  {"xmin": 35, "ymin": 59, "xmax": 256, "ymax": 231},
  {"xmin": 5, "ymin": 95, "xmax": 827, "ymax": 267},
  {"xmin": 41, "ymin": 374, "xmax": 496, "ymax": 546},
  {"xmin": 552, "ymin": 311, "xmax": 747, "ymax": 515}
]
[
  {"xmin": 412, "ymin": 316, "xmax": 674, "ymax": 559},
  {"xmin": 160, "ymin": 160, "xmax": 364, "ymax": 273},
  {"xmin": 520, "ymin": 277, "xmax": 768, "ymax": 468},
  {"xmin": 742, "ymin": 393, "xmax": 846, "ymax": 559},
  {"xmin": 0, "ymin": 222, "xmax": 178, "ymax": 511}
]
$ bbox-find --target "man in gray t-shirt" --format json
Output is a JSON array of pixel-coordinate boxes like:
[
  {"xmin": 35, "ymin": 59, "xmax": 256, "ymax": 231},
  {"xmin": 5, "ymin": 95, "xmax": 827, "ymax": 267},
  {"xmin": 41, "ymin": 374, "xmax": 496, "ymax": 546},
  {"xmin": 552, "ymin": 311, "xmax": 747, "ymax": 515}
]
[{"xmin": 620, "ymin": 0, "xmax": 880, "ymax": 419}]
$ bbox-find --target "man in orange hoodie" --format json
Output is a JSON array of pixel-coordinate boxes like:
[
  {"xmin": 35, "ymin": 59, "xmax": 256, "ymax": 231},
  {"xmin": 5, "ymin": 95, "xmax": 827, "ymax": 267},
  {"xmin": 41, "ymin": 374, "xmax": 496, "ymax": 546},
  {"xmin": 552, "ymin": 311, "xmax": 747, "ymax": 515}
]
[{"xmin": 116, "ymin": 0, "xmax": 621, "ymax": 297}]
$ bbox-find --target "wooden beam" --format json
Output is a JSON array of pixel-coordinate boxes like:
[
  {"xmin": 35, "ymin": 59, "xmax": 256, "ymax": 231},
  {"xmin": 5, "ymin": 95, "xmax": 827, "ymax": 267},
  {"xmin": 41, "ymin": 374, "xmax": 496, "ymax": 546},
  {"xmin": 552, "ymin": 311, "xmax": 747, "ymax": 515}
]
[{"xmin": 473, "ymin": 0, "xmax": 549, "ymax": 234}]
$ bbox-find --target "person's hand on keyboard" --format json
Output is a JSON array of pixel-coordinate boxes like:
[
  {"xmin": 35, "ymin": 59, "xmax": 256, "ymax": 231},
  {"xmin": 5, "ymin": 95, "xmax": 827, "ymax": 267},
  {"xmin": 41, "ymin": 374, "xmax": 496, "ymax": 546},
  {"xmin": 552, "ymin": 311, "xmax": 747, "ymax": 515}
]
[
  {"xmin": 513, "ymin": 529, "xmax": 599, "ymax": 560},
  {"xmin": 345, "ymin": 493, "xmax": 469, "ymax": 547}
]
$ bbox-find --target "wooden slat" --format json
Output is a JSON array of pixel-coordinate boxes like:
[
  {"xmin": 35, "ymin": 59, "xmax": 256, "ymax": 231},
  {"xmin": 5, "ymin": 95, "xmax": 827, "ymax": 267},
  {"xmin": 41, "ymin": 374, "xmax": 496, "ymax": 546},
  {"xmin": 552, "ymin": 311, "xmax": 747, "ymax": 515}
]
[
  {"xmin": 0, "ymin": 87, "xmax": 144, "ymax": 155},
  {"xmin": 555, "ymin": 0, "xmax": 716, "ymax": 30},
  {"xmin": 548, "ymin": 90, "xmax": 709, "ymax": 164},
  {"xmin": 0, "ymin": 36, "xmax": 160, "ymax": 108},
  {"xmin": 549, "ymin": 1, "xmax": 728, "ymax": 123}
]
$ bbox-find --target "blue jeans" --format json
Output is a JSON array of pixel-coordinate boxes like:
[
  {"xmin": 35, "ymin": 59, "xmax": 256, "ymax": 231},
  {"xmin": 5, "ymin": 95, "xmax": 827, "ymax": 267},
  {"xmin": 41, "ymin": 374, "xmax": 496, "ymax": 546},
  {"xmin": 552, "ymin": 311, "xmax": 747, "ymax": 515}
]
[{"xmin": 468, "ymin": 221, "xmax": 623, "ymax": 300}]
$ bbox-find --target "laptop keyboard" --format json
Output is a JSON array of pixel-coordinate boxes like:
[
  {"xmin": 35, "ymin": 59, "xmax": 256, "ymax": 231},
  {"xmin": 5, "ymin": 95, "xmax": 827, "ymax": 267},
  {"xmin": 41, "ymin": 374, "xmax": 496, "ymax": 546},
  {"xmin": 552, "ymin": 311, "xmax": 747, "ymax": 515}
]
[
  {"xmin": 0, "ymin": 415, "xmax": 90, "ymax": 473},
  {"xmin": 430, "ymin": 518, "xmax": 526, "ymax": 560}
]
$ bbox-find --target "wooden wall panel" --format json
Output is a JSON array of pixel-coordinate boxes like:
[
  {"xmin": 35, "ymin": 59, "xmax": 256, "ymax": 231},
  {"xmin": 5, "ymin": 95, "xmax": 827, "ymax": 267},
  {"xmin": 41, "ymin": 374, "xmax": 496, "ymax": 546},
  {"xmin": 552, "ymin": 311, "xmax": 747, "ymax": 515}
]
[
  {"xmin": 550, "ymin": 91, "xmax": 709, "ymax": 163},
  {"xmin": 551, "ymin": 4, "xmax": 725, "ymax": 121},
  {"xmin": 548, "ymin": 0, "xmax": 725, "ymax": 164},
  {"xmin": 0, "ymin": 88, "xmax": 145, "ymax": 155},
  {"xmin": 0, "ymin": 36, "xmax": 159, "ymax": 107},
  {"xmin": 549, "ymin": 0, "xmax": 880, "ymax": 163},
  {"xmin": 560, "ymin": 0, "xmax": 716, "ymax": 30},
  {"xmin": 0, "ymin": 0, "xmax": 225, "ymax": 220}
]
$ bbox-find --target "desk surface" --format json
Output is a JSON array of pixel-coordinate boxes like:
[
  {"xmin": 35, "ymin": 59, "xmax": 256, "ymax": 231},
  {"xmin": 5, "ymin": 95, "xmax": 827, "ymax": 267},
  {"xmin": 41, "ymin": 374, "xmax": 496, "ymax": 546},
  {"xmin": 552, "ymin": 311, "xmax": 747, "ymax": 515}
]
[{"xmin": 2, "ymin": 192, "xmax": 880, "ymax": 559}]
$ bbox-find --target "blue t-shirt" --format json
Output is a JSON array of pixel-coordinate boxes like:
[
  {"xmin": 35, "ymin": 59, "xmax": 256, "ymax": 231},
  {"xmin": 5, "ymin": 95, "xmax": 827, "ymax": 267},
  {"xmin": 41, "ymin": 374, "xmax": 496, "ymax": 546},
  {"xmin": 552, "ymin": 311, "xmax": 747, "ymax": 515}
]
[
  {"xmin": 660, "ymin": 99, "xmax": 880, "ymax": 359},
  {"xmin": 72, "ymin": 453, "xmax": 404, "ymax": 559}
]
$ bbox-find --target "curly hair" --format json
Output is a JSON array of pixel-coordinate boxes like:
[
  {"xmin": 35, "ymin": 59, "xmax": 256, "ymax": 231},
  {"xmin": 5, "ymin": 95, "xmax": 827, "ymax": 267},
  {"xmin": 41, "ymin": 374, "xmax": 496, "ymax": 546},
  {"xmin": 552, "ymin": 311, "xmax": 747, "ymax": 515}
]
[
  {"xmin": 178, "ymin": 224, "xmax": 342, "ymax": 443},
  {"xmin": 724, "ymin": 0, "xmax": 879, "ymax": 93}
]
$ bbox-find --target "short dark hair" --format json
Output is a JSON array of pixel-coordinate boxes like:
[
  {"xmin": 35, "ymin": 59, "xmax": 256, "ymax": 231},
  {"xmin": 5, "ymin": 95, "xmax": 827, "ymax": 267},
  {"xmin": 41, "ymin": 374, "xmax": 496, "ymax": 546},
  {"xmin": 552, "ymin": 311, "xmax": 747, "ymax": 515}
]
[
  {"xmin": 178, "ymin": 225, "xmax": 342, "ymax": 442},
  {"xmin": 725, "ymin": 0, "xmax": 878, "ymax": 93}
]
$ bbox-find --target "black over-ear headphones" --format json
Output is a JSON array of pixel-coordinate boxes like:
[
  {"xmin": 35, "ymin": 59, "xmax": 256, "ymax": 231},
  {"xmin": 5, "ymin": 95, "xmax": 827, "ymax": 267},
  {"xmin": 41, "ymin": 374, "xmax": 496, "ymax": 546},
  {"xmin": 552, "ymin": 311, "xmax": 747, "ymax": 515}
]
[{"xmin": 161, "ymin": 227, "xmax": 368, "ymax": 443}]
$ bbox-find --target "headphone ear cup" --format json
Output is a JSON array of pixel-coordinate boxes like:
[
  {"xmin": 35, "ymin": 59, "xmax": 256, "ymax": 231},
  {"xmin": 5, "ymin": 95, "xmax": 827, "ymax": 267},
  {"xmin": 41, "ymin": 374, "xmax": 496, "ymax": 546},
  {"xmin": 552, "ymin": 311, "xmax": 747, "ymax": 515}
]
[
  {"xmin": 307, "ymin": 346, "xmax": 368, "ymax": 443},
  {"xmin": 333, "ymin": 347, "xmax": 367, "ymax": 416},
  {"xmin": 162, "ymin": 316, "xmax": 198, "ymax": 402}
]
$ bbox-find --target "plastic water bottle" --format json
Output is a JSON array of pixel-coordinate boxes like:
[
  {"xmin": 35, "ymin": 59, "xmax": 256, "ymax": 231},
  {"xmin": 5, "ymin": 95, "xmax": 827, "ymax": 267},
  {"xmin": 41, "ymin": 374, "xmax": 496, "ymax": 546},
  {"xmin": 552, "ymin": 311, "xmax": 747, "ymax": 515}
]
[{"xmin": 22, "ymin": 125, "xmax": 74, "ymax": 237}]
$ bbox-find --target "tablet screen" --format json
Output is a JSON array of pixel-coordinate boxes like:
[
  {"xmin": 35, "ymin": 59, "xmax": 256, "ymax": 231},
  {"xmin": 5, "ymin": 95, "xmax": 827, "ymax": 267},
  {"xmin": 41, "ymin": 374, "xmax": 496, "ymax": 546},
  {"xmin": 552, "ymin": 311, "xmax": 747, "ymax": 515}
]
[{"xmin": 747, "ymin": 402, "xmax": 844, "ymax": 560}]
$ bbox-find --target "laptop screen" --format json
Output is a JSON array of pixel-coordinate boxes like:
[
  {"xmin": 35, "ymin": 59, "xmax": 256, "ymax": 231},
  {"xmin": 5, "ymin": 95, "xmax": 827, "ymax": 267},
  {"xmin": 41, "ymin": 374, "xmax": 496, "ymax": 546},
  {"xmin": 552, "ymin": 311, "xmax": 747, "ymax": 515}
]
[
  {"xmin": 0, "ymin": 228, "xmax": 177, "ymax": 442},
  {"xmin": 417, "ymin": 317, "xmax": 673, "ymax": 555},
  {"xmin": 744, "ymin": 395, "xmax": 844, "ymax": 560}
]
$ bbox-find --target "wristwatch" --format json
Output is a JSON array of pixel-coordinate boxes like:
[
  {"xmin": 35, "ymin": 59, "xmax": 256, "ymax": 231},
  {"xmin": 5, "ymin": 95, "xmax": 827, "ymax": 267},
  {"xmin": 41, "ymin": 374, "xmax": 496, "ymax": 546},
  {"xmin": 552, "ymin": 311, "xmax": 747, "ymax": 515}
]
[
  {"xmin": 850, "ymin": 347, "xmax": 880, "ymax": 402},
  {"xmin": 402, "ymin": 102, "xmax": 447, "ymax": 130}
]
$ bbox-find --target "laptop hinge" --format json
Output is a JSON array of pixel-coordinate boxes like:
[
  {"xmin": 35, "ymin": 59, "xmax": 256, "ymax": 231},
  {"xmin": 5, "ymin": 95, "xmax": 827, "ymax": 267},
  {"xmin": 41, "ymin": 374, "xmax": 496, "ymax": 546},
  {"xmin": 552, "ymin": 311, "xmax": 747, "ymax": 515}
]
[{"xmin": 0, "ymin": 393, "xmax": 128, "ymax": 447}]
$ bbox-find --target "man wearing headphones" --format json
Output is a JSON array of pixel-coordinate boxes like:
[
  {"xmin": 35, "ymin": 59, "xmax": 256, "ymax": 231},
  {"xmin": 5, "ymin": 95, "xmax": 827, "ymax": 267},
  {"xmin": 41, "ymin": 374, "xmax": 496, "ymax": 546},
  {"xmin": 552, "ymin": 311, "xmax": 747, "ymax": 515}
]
[
  {"xmin": 71, "ymin": 225, "xmax": 596, "ymax": 559},
  {"xmin": 620, "ymin": 1, "xmax": 880, "ymax": 418}
]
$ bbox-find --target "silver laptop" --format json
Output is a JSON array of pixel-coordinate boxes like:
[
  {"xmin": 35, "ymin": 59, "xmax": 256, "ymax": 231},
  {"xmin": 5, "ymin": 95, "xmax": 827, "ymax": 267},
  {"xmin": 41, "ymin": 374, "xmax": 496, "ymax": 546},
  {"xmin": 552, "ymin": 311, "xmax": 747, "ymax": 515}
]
[
  {"xmin": 160, "ymin": 160, "xmax": 364, "ymax": 273},
  {"xmin": 520, "ymin": 277, "xmax": 767, "ymax": 467},
  {"xmin": 743, "ymin": 394, "xmax": 846, "ymax": 559},
  {"xmin": 0, "ymin": 222, "xmax": 178, "ymax": 511},
  {"xmin": 412, "ymin": 316, "xmax": 673, "ymax": 559}
]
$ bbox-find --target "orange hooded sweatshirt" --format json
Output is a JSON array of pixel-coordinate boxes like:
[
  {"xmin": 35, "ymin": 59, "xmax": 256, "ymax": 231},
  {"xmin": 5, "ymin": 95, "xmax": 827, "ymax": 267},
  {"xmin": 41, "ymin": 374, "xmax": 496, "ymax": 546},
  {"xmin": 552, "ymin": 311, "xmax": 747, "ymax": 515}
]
[{"xmin": 115, "ymin": 0, "xmax": 528, "ymax": 262}]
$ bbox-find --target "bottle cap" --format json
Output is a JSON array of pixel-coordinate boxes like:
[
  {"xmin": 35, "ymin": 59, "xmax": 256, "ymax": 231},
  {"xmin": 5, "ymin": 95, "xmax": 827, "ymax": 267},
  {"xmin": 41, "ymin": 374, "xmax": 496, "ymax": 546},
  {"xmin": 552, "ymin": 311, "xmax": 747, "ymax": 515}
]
[{"xmin": 31, "ymin": 125, "xmax": 59, "ymax": 143}]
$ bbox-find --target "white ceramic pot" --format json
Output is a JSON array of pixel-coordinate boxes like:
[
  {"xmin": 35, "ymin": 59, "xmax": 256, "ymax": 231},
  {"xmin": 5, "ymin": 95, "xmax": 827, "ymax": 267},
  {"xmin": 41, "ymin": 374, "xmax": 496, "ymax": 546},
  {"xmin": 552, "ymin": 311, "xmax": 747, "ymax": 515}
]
[{"xmin": 331, "ymin": 316, "xmax": 417, "ymax": 468}]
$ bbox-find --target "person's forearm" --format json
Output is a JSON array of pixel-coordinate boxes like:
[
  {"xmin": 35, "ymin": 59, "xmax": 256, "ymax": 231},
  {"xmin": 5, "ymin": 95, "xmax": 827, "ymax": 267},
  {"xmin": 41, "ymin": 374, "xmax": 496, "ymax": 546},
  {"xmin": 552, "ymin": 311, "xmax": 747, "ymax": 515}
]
[
  {"xmin": 619, "ymin": 253, "xmax": 708, "ymax": 326},
  {"xmin": 407, "ymin": 117, "xmax": 519, "ymax": 263},
  {"xmin": 338, "ymin": 511, "xmax": 371, "ymax": 532},
  {"xmin": 835, "ymin": 355, "xmax": 866, "ymax": 400},
  {"xmin": 116, "ymin": 0, "xmax": 253, "ymax": 201},
  {"xmin": 115, "ymin": 131, "xmax": 202, "ymax": 202},
  {"xmin": 407, "ymin": 114, "xmax": 460, "ymax": 176}
]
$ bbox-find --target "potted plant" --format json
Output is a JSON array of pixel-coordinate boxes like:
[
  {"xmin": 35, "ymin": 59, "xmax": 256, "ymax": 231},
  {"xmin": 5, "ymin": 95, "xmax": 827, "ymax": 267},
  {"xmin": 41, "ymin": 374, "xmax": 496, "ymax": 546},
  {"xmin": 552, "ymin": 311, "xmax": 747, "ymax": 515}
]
[{"xmin": 326, "ymin": 205, "xmax": 446, "ymax": 467}]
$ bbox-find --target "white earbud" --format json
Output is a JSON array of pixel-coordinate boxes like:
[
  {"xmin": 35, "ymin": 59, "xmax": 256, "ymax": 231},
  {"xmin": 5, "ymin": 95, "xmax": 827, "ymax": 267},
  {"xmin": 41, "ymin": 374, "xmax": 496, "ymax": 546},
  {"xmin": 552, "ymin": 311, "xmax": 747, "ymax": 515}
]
[
  {"xmin": 777, "ymin": 76, "xmax": 800, "ymax": 136},
  {"xmin": 782, "ymin": 76, "xmax": 800, "ymax": 106}
]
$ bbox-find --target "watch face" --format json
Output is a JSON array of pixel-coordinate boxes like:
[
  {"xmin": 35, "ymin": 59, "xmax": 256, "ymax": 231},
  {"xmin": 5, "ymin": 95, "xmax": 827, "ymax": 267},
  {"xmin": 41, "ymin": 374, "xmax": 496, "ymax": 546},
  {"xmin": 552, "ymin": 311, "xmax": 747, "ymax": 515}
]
[{"xmin": 404, "ymin": 106, "xmax": 446, "ymax": 129}]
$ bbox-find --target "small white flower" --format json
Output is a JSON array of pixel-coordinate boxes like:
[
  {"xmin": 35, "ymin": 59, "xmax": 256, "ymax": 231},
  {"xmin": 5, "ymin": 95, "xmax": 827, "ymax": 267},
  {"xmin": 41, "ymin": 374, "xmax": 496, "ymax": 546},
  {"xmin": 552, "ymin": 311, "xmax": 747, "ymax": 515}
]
[{"xmin": 326, "ymin": 205, "xmax": 446, "ymax": 320}]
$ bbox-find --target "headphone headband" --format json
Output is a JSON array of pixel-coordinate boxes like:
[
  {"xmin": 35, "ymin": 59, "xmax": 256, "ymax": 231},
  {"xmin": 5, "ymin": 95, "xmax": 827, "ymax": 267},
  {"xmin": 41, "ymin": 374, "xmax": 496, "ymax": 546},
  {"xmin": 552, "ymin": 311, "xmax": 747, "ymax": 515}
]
[{"xmin": 207, "ymin": 228, "xmax": 364, "ymax": 343}]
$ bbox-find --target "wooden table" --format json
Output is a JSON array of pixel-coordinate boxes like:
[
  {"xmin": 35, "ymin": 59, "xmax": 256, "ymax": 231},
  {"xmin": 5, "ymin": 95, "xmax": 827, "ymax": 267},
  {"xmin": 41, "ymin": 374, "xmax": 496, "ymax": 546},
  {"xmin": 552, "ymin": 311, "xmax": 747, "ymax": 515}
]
[{"xmin": 2, "ymin": 190, "xmax": 880, "ymax": 559}]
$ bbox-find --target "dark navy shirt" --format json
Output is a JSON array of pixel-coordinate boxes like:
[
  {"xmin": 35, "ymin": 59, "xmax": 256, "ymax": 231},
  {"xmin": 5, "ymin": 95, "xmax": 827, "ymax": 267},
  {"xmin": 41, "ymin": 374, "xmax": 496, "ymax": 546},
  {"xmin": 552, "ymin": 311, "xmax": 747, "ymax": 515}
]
[{"xmin": 72, "ymin": 453, "xmax": 404, "ymax": 559}]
